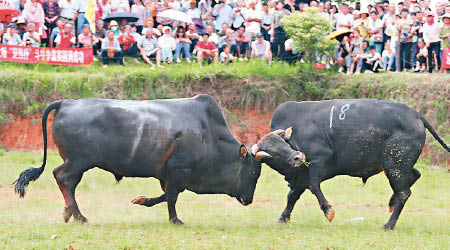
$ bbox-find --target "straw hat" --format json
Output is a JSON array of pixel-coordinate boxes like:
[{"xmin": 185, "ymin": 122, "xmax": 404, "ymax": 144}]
[{"xmin": 110, "ymin": 20, "xmax": 119, "ymax": 26}]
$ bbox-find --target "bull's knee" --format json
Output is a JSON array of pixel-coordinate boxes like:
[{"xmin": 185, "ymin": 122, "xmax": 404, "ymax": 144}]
[
  {"xmin": 397, "ymin": 190, "xmax": 411, "ymax": 204},
  {"xmin": 409, "ymin": 169, "xmax": 421, "ymax": 186}
]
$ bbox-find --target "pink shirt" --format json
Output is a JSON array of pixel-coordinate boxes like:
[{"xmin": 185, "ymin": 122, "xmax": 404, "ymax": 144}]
[
  {"xmin": 422, "ymin": 22, "xmax": 441, "ymax": 44},
  {"xmin": 78, "ymin": 33, "xmax": 92, "ymax": 47},
  {"xmin": 23, "ymin": 1, "xmax": 45, "ymax": 27}
]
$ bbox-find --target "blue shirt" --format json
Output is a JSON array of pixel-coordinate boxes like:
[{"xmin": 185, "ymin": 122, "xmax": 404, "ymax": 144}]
[
  {"xmin": 101, "ymin": 36, "xmax": 122, "ymax": 51},
  {"xmin": 213, "ymin": 4, "xmax": 233, "ymax": 31}
]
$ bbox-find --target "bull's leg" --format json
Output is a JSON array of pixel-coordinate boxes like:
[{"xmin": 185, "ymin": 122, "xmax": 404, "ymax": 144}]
[
  {"xmin": 387, "ymin": 168, "xmax": 421, "ymax": 213},
  {"xmin": 131, "ymin": 194, "xmax": 167, "ymax": 207},
  {"xmin": 308, "ymin": 156, "xmax": 335, "ymax": 222},
  {"xmin": 53, "ymin": 162, "xmax": 87, "ymax": 223},
  {"xmin": 165, "ymin": 169, "xmax": 188, "ymax": 225},
  {"xmin": 278, "ymin": 187, "xmax": 306, "ymax": 223}
]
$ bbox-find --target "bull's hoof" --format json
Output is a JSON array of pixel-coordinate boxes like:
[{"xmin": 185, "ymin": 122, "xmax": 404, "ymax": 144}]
[
  {"xmin": 389, "ymin": 206, "xmax": 395, "ymax": 213},
  {"xmin": 325, "ymin": 209, "xmax": 335, "ymax": 222},
  {"xmin": 131, "ymin": 196, "xmax": 148, "ymax": 205},
  {"xmin": 277, "ymin": 217, "xmax": 290, "ymax": 223},
  {"xmin": 74, "ymin": 214, "xmax": 88, "ymax": 224},
  {"xmin": 383, "ymin": 223, "xmax": 395, "ymax": 230},
  {"xmin": 63, "ymin": 207, "xmax": 72, "ymax": 223},
  {"xmin": 170, "ymin": 218, "xmax": 184, "ymax": 225}
]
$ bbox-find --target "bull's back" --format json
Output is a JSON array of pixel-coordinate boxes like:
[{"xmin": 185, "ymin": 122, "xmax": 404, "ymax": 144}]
[{"xmin": 52, "ymin": 97, "xmax": 212, "ymax": 177}]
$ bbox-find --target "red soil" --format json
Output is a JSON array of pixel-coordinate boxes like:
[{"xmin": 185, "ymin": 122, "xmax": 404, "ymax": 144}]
[{"xmin": 0, "ymin": 110, "xmax": 273, "ymax": 151}]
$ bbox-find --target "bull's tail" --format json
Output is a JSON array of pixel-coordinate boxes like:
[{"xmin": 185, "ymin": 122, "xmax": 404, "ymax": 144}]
[
  {"xmin": 419, "ymin": 114, "xmax": 449, "ymax": 152},
  {"xmin": 13, "ymin": 100, "xmax": 63, "ymax": 197}
]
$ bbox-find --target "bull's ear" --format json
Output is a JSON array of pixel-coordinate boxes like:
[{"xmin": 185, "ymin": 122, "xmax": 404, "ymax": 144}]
[
  {"xmin": 284, "ymin": 127, "xmax": 293, "ymax": 140},
  {"xmin": 240, "ymin": 145, "xmax": 248, "ymax": 157}
]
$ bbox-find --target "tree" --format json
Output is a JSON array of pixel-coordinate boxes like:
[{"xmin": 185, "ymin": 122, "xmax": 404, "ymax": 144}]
[{"xmin": 281, "ymin": 7, "xmax": 337, "ymax": 66}]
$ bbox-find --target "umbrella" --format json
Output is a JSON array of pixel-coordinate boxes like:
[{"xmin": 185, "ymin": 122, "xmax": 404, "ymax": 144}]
[
  {"xmin": 157, "ymin": 9, "xmax": 193, "ymax": 24},
  {"xmin": 325, "ymin": 28, "xmax": 352, "ymax": 42},
  {"xmin": 104, "ymin": 12, "xmax": 139, "ymax": 23},
  {"xmin": 0, "ymin": 3, "xmax": 20, "ymax": 23}
]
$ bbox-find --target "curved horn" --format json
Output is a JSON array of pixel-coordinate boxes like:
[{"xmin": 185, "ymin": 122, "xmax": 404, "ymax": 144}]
[
  {"xmin": 255, "ymin": 151, "xmax": 272, "ymax": 161},
  {"xmin": 271, "ymin": 129, "xmax": 285, "ymax": 135},
  {"xmin": 251, "ymin": 144, "xmax": 259, "ymax": 155}
]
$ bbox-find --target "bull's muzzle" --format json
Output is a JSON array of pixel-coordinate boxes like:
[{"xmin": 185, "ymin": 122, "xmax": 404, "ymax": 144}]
[{"xmin": 292, "ymin": 152, "xmax": 306, "ymax": 168}]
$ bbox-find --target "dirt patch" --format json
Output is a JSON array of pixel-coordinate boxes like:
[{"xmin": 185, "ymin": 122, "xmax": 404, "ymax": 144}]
[{"xmin": 0, "ymin": 110, "xmax": 272, "ymax": 151}]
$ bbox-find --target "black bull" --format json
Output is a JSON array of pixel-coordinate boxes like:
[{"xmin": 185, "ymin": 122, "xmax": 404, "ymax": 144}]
[
  {"xmin": 14, "ymin": 95, "xmax": 262, "ymax": 225},
  {"xmin": 253, "ymin": 99, "xmax": 449, "ymax": 230}
]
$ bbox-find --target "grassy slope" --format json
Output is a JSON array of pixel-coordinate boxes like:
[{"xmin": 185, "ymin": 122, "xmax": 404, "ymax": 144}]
[{"xmin": 0, "ymin": 152, "xmax": 449, "ymax": 249}]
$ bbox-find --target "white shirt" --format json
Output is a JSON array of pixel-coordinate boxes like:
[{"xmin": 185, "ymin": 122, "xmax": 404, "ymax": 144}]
[
  {"xmin": 59, "ymin": 0, "xmax": 77, "ymax": 19},
  {"xmin": 246, "ymin": 8, "xmax": 262, "ymax": 33},
  {"xmin": 335, "ymin": 13, "xmax": 354, "ymax": 30},
  {"xmin": 368, "ymin": 18, "xmax": 383, "ymax": 41},
  {"xmin": 158, "ymin": 34, "xmax": 176, "ymax": 50}
]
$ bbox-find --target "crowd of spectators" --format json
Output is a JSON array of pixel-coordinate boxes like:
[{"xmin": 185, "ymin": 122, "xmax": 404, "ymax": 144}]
[{"xmin": 0, "ymin": 0, "xmax": 449, "ymax": 72}]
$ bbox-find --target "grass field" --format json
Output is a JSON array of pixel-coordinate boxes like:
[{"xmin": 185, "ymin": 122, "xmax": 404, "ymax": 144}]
[{"xmin": 1, "ymin": 151, "xmax": 449, "ymax": 249}]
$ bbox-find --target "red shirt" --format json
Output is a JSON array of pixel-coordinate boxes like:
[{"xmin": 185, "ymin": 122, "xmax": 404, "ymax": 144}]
[
  {"xmin": 60, "ymin": 32, "xmax": 74, "ymax": 48},
  {"xmin": 196, "ymin": 41, "xmax": 216, "ymax": 51},
  {"xmin": 118, "ymin": 34, "xmax": 136, "ymax": 51}
]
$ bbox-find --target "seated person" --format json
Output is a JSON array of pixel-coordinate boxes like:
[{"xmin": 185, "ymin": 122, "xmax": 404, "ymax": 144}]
[
  {"xmin": 234, "ymin": 27, "xmax": 250, "ymax": 60},
  {"xmin": 196, "ymin": 33, "xmax": 219, "ymax": 67},
  {"xmin": 220, "ymin": 45, "xmax": 236, "ymax": 63},
  {"xmin": 250, "ymin": 33, "xmax": 272, "ymax": 64},
  {"xmin": 118, "ymin": 25, "xmax": 139, "ymax": 63},
  {"xmin": 49, "ymin": 19, "xmax": 65, "ymax": 47},
  {"xmin": 218, "ymin": 28, "xmax": 237, "ymax": 55},
  {"xmin": 22, "ymin": 23, "xmax": 40, "ymax": 47},
  {"xmin": 186, "ymin": 24, "xmax": 200, "ymax": 52},
  {"xmin": 362, "ymin": 45, "xmax": 382, "ymax": 73},
  {"xmin": 101, "ymin": 30, "xmax": 124, "ymax": 68},
  {"xmin": 381, "ymin": 40, "xmax": 395, "ymax": 71},
  {"xmin": 109, "ymin": 20, "xmax": 123, "ymax": 38},
  {"xmin": 414, "ymin": 38, "xmax": 427, "ymax": 72},
  {"xmin": 93, "ymin": 20, "xmax": 106, "ymax": 55},
  {"xmin": 54, "ymin": 23, "xmax": 75, "ymax": 48},
  {"xmin": 158, "ymin": 26, "xmax": 176, "ymax": 63},
  {"xmin": 174, "ymin": 26, "xmax": 192, "ymax": 63},
  {"xmin": 2, "ymin": 23, "xmax": 23, "ymax": 45},
  {"xmin": 78, "ymin": 24, "xmax": 93, "ymax": 48},
  {"xmin": 137, "ymin": 28, "xmax": 163, "ymax": 69},
  {"xmin": 284, "ymin": 35, "xmax": 300, "ymax": 64}
]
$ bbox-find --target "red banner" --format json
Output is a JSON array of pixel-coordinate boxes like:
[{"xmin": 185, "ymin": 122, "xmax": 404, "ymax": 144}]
[
  {"xmin": 441, "ymin": 48, "xmax": 450, "ymax": 72},
  {"xmin": 0, "ymin": 44, "xmax": 93, "ymax": 66}
]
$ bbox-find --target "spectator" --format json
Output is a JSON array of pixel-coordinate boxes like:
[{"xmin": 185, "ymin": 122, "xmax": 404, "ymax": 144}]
[
  {"xmin": 246, "ymin": 1, "xmax": 262, "ymax": 40},
  {"xmin": 43, "ymin": 0, "xmax": 61, "ymax": 42},
  {"xmin": 205, "ymin": 25, "xmax": 219, "ymax": 44},
  {"xmin": 23, "ymin": 23, "xmax": 41, "ymax": 47},
  {"xmin": 109, "ymin": 20, "xmax": 123, "ymax": 37},
  {"xmin": 422, "ymin": 11, "xmax": 441, "ymax": 73},
  {"xmin": 200, "ymin": 0, "xmax": 214, "ymax": 28},
  {"xmin": 440, "ymin": 13, "xmax": 450, "ymax": 73},
  {"xmin": 137, "ymin": 28, "xmax": 163, "ymax": 69},
  {"xmin": 111, "ymin": 0, "xmax": 130, "ymax": 13},
  {"xmin": 354, "ymin": 9, "xmax": 369, "ymax": 40},
  {"xmin": 75, "ymin": 0, "xmax": 90, "ymax": 36},
  {"xmin": 261, "ymin": 3, "xmax": 273, "ymax": 41},
  {"xmin": 196, "ymin": 32, "xmax": 219, "ymax": 67},
  {"xmin": 346, "ymin": 29, "xmax": 363, "ymax": 74},
  {"xmin": 381, "ymin": 39, "xmax": 395, "ymax": 72},
  {"xmin": 78, "ymin": 24, "xmax": 92, "ymax": 48},
  {"xmin": 284, "ymin": 35, "xmax": 300, "ymax": 64},
  {"xmin": 186, "ymin": 23, "xmax": 200, "ymax": 50},
  {"xmin": 2, "ymin": 23, "xmax": 22, "ymax": 45},
  {"xmin": 413, "ymin": 38, "xmax": 427, "ymax": 72},
  {"xmin": 272, "ymin": 1, "xmax": 289, "ymax": 60},
  {"xmin": 59, "ymin": 0, "xmax": 77, "ymax": 27},
  {"xmin": 93, "ymin": 20, "xmax": 107, "ymax": 55},
  {"xmin": 212, "ymin": 0, "xmax": 232, "ymax": 32},
  {"xmin": 251, "ymin": 33, "xmax": 272, "ymax": 65},
  {"xmin": 54, "ymin": 23, "xmax": 75, "ymax": 48},
  {"xmin": 118, "ymin": 25, "xmax": 139, "ymax": 63},
  {"xmin": 218, "ymin": 28, "xmax": 237, "ymax": 54},
  {"xmin": 50, "ymin": 19, "xmax": 65, "ymax": 47},
  {"xmin": 101, "ymin": 30, "xmax": 124, "ymax": 67},
  {"xmin": 335, "ymin": 2, "xmax": 353, "ymax": 31},
  {"xmin": 232, "ymin": 0, "xmax": 247, "ymax": 30},
  {"xmin": 220, "ymin": 45, "xmax": 236, "ymax": 63},
  {"xmin": 410, "ymin": 11, "xmax": 423, "ymax": 68},
  {"xmin": 187, "ymin": 0, "xmax": 201, "ymax": 20},
  {"xmin": 174, "ymin": 26, "xmax": 191, "ymax": 62},
  {"xmin": 130, "ymin": 24, "xmax": 142, "ymax": 41},
  {"xmin": 382, "ymin": 3, "xmax": 396, "ymax": 43},
  {"xmin": 284, "ymin": 0, "xmax": 298, "ymax": 13},
  {"xmin": 398, "ymin": 8, "xmax": 413, "ymax": 71},
  {"xmin": 362, "ymin": 45, "xmax": 382, "ymax": 73},
  {"xmin": 131, "ymin": 0, "xmax": 146, "ymax": 33},
  {"xmin": 23, "ymin": 0, "xmax": 45, "ymax": 31},
  {"xmin": 367, "ymin": 10, "xmax": 383, "ymax": 53},
  {"xmin": 234, "ymin": 26, "xmax": 250, "ymax": 60},
  {"xmin": 158, "ymin": 26, "xmax": 176, "ymax": 63},
  {"xmin": 98, "ymin": 0, "xmax": 112, "ymax": 21},
  {"xmin": 15, "ymin": 17, "xmax": 27, "ymax": 38}
]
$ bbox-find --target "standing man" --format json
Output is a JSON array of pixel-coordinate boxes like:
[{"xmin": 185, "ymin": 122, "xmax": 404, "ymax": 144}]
[
  {"xmin": 271, "ymin": 1, "xmax": 290, "ymax": 60},
  {"xmin": 246, "ymin": 1, "xmax": 262, "ymax": 41},
  {"xmin": 261, "ymin": 3, "xmax": 273, "ymax": 41},
  {"xmin": 213, "ymin": 0, "xmax": 233, "ymax": 32},
  {"xmin": 75, "ymin": 0, "xmax": 90, "ymax": 39}
]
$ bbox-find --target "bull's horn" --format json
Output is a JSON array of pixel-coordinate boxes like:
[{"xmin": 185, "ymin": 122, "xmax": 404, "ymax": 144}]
[
  {"xmin": 251, "ymin": 144, "xmax": 259, "ymax": 155},
  {"xmin": 255, "ymin": 151, "xmax": 272, "ymax": 161},
  {"xmin": 272, "ymin": 129, "xmax": 285, "ymax": 135},
  {"xmin": 284, "ymin": 127, "xmax": 293, "ymax": 140}
]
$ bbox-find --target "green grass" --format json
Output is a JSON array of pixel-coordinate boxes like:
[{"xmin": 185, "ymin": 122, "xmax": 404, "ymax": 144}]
[{"xmin": 1, "ymin": 152, "xmax": 449, "ymax": 249}]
